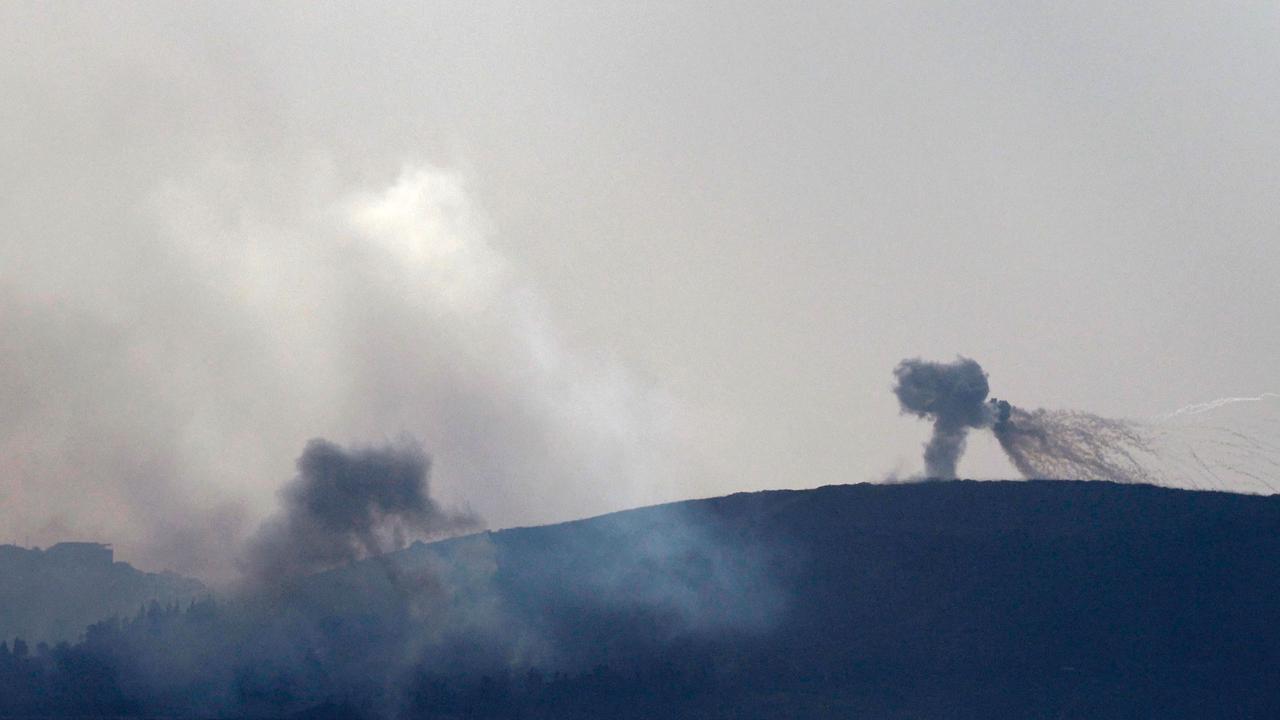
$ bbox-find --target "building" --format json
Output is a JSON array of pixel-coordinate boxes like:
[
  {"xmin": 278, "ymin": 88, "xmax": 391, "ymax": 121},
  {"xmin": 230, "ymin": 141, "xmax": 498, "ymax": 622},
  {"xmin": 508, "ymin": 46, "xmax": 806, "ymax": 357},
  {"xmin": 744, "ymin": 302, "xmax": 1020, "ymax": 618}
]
[{"xmin": 43, "ymin": 542, "xmax": 113, "ymax": 567}]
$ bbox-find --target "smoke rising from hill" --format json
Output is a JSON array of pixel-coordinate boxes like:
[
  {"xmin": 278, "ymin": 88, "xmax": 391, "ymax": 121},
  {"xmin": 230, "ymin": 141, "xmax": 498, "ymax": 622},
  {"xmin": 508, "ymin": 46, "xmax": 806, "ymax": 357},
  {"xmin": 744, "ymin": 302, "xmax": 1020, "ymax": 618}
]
[
  {"xmin": 240, "ymin": 438, "xmax": 478, "ymax": 589},
  {"xmin": 892, "ymin": 357, "xmax": 999, "ymax": 479},
  {"xmin": 0, "ymin": 161, "xmax": 684, "ymax": 584},
  {"xmin": 894, "ymin": 357, "xmax": 1277, "ymax": 489},
  {"xmin": 891, "ymin": 355, "xmax": 1165, "ymax": 483}
]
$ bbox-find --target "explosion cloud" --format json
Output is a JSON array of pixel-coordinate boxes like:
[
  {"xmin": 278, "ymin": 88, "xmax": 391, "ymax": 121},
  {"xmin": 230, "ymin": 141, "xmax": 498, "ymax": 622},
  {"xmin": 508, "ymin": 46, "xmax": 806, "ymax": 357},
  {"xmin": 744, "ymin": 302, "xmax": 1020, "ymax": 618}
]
[
  {"xmin": 240, "ymin": 438, "xmax": 478, "ymax": 589},
  {"xmin": 892, "ymin": 357, "xmax": 998, "ymax": 479},
  {"xmin": 894, "ymin": 357, "xmax": 1196, "ymax": 485}
]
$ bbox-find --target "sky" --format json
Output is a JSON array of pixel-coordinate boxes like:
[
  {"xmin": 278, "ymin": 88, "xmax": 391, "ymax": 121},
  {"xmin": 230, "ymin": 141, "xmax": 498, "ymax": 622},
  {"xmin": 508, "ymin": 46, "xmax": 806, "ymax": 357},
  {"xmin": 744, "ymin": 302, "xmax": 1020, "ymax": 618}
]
[{"xmin": 2, "ymin": 2, "xmax": 1278, "ymax": 580}]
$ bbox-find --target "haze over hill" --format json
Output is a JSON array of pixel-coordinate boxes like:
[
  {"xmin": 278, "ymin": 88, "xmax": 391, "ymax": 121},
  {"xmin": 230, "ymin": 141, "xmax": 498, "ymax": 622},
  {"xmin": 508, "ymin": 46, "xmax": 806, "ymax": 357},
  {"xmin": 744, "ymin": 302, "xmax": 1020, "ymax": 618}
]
[
  {"xmin": 2, "ymin": 4, "xmax": 1278, "ymax": 717},
  {"xmin": 5, "ymin": 383, "xmax": 1274, "ymax": 658},
  {"xmin": 5, "ymin": 3, "xmax": 1279, "ymax": 582},
  {"xmin": 3, "ymin": 479, "xmax": 1278, "ymax": 718},
  {"xmin": 0, "ymin": 542, "xmax": 205, "ymax": 644}
]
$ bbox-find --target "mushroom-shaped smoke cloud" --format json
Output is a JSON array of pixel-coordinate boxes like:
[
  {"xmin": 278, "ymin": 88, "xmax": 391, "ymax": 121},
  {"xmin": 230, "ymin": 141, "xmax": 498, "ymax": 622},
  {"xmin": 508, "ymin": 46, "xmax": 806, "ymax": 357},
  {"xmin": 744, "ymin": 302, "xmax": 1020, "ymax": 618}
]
[
  {"xmin": 892, "ymin": 357, "xmax": 997, "ymax": 479},
  {"xmin": 893, "ymin": 356, "xmax": 1278, "ymax": 489}
]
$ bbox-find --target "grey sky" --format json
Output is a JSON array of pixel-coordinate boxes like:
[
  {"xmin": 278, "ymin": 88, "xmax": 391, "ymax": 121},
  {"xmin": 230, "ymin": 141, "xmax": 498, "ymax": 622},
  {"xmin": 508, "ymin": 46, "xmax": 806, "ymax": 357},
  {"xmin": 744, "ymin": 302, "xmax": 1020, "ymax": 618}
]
[{"xmin": 2, "ymin": 2, "xmax": 1277, "ymax": 579}]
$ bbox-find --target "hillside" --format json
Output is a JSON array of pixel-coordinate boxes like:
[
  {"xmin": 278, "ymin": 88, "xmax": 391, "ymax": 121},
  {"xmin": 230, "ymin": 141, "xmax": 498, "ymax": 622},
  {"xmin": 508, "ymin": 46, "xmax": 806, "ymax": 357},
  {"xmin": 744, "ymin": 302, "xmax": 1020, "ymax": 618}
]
[
  {"xmin": 290, "ymin": 479, "xmax": 1280, "ymax": 718},
  {"xmin": 0, "ymin": 543, "xmax": 207, "ymax": 644},
  {"xmin": 2, "ymin": 480, "xmax": 1278, "ymax": 718}
]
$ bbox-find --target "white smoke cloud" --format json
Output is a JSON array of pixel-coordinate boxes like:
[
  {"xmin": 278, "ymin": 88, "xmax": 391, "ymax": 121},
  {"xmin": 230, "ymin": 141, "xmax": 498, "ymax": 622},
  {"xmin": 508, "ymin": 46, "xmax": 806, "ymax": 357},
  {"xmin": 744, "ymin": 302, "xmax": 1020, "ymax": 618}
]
[
  {"xmin": 0, "ymin": 161, "xmax": 686, "ymax": 584},
  {"xmin": 341, "ymin": 166, "xmax": 684, "ymax": 514}
]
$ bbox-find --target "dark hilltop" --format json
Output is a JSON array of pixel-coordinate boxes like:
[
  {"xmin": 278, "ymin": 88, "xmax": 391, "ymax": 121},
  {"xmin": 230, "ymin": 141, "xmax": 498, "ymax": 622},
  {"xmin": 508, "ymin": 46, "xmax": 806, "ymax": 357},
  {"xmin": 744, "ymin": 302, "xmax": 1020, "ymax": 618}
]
[{"xmin": 2, "ymin": 479, "xmax": 1278, "ymax": 718}]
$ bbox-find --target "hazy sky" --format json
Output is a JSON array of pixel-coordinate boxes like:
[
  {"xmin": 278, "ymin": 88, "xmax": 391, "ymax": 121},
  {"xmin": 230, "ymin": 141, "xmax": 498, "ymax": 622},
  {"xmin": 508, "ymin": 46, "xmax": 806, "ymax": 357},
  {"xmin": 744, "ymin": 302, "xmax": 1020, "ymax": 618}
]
[{"xmin": 2, "ymin": 2, "xmax": 1277, "ymax": 578}]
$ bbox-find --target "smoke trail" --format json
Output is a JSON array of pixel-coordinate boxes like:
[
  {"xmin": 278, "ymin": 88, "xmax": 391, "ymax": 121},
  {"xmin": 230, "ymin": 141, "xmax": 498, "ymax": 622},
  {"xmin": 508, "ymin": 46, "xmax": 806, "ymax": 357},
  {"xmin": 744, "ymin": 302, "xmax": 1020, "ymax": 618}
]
[
  {"xmin": 240, "ymin": 437, "xmax": 478, "ymax": 589},
  {"xmin": 1160, "ymin": 392, "xmax": 1280, "ymax": 419},
  {"xmin": 892, "ymin": 357, "xmax": 996, "ymax": 478},
  {"xmin": 992, "ymin": 404, "xmax": 1280, "ymax": 491},
  {"xmin": 992, "ymin": 407, "xmax": 1156, "ymax": 484}
]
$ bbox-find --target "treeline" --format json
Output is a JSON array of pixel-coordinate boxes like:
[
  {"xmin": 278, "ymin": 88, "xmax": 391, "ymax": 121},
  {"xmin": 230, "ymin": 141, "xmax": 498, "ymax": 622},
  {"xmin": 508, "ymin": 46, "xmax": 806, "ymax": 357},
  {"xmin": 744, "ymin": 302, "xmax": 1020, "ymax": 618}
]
[
  {"xmin": 0, "ymin": 598, "xmax": 729, "ymax": 719},
  {"xmin": 0, "ymin": 600, "xmax": 196, "ymax": 717},
  {"xmin": 4, "ymin": 593, "xmax": 1273, "ymax": 720}
]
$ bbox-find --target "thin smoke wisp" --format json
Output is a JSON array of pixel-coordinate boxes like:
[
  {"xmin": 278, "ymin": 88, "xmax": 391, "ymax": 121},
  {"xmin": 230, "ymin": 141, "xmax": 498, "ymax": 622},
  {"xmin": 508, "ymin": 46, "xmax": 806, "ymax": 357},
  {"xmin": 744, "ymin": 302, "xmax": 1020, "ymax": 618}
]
[{"xmin": 1160, "ymin": 392, "xmax": 1280, "ymax": 419}]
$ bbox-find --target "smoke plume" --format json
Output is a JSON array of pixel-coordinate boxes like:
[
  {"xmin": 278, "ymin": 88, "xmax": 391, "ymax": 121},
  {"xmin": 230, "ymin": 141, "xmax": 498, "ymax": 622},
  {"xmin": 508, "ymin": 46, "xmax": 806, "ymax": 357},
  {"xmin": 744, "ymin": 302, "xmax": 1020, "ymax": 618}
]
[
  {"xmin": 0, "ymin": 159, "xmax": 685, "ymax": 584},
  {"xmin": 241, "ymin": 438, "xmax": 478, "ymax": 588},
  {"xmin": 894, "ymin": 356, "xmax": 1279, "ymax": 491},
  {"xmin": 892, "ymin": 357, "xmax": 997, "ymax": 478}
]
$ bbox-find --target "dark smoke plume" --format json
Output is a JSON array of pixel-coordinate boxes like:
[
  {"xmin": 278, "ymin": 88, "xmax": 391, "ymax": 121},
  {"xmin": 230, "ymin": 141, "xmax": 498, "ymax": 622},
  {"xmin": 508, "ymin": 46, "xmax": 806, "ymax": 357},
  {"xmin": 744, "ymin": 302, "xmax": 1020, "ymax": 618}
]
[
  {"xmin": 241, "ymin": 438, "xmax": 479, "ymax": 588},
  {"xmin": 894, "ymin": 356, "xmax": 1171, "ymax": 485},
  {"xmin": 893, "ymin": 357, "xmax": 996, "ymax": 478}
]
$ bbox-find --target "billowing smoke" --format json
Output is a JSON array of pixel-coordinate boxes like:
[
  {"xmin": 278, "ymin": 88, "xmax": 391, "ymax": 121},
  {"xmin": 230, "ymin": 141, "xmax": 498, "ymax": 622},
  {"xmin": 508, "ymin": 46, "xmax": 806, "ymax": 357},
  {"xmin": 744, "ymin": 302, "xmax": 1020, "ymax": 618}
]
[
  {"xmin": 0, "ymin": 159, "xmax": 686, "ymax": 584},
  {"xmin": 892, "ymin": 357, "xmax": 998, "ymax": 478},
  {"xmin": 240, "ymin": 438, "xmax": 478, "ymax": 589},
  {"xmin": 894, "ymin": 355, "xmax": 1159, "ymax": 482},
  {"xmin": 894, "ymin": 357, "xmax": 1278, "ymax": 490}
]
